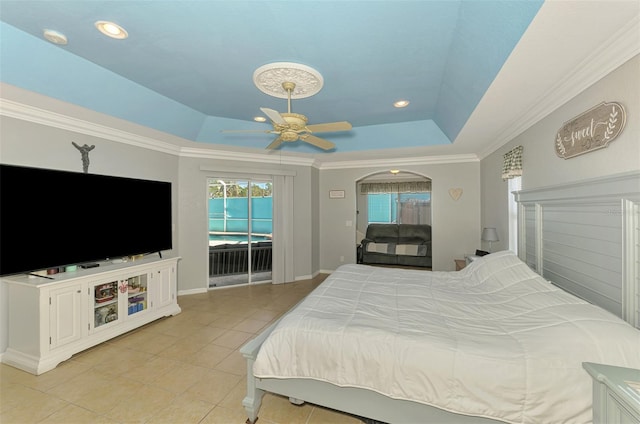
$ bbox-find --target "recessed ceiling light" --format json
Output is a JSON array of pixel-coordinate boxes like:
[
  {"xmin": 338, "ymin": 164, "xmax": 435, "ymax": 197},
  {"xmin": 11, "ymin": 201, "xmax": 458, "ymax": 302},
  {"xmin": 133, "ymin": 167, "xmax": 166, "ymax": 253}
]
[
  {"xmin": 43, "ymin": 29, "xmax": 68, "ymax": 45},
  {"xmin": 393, "ymin": 100, "xmax": 410, "ymax": 108},
  {"xmin": 95, "ymin": 21, "xmax": 128, "ymax": 39},
  {"xmin": 254, "ymin": 116, "xmax": 267, "ymax": 122}
]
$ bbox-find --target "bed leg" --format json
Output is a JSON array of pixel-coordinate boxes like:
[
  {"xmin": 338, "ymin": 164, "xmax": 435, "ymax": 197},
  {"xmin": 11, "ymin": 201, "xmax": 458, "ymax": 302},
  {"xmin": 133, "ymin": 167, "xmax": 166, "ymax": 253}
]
[
  {"xmin": 242, "ymin": 356, "xmax": 265, "ymax": 424},
  {"xmin": 240, "ymin": 321, "xmax": 281, "ymax": 424},
  {"xmin": 289, "ymin": 397, "xmax": 305, "ymax": 405},
  {"xmin": 242, "ymin": 385, "xmax": 264, "ymax": 424}
]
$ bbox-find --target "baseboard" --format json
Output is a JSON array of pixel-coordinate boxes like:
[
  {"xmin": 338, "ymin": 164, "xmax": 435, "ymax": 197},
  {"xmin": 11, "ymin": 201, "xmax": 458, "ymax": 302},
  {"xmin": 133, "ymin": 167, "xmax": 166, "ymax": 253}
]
[
  {"xmin": 178, "ymin": 287, "xmax": 208, "ymax": 296},
  {"xmin": 297, "ymin": 269, "xmax": 334, "ymax": 280}
]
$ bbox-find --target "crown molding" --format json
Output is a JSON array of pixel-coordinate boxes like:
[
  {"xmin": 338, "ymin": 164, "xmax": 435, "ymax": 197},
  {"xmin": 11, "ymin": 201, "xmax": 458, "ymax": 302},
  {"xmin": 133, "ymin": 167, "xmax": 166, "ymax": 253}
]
[
  {"xmin": 0, "ymin": 97, "xmax": 317, "ymax": 166},
  {"xmin": 477, "ymin": 14, "xmax": 640, "ymax": 159},
  {"xmin": 2, "ymin": 96, "xmax": 477, "ymax": 169},
  {"xmin": 316, "ymin": 153, "xmax": 479, "ymax": 170},
  {"xmin": 180, "ymin": 146, "xmax": 316, "ymax": 167},
  {"xmin": 0, "ymin": 98, "xmax": 182, "ymax": 156}
]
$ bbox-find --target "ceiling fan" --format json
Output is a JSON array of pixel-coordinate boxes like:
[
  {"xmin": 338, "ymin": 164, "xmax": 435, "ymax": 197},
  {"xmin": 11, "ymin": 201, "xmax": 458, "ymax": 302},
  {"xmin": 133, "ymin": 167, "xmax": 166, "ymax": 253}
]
[{"xmin": 222, "ymin": 81, "xmax": 352, "ymax": 150}]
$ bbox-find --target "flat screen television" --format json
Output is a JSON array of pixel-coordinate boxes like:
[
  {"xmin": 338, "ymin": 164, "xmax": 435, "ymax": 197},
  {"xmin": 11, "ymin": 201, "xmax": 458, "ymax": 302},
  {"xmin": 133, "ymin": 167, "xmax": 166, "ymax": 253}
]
[{"xmin": 0, "ymin": 164, "xmax": 172, "ymax": 276}]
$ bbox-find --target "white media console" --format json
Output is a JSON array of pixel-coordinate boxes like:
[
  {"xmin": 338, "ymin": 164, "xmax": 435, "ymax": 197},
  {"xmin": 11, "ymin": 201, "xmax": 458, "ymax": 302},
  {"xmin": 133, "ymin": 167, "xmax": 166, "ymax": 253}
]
[{"xmin": 2, "ymin": 256, "xmax": 181, "ymax": 375}]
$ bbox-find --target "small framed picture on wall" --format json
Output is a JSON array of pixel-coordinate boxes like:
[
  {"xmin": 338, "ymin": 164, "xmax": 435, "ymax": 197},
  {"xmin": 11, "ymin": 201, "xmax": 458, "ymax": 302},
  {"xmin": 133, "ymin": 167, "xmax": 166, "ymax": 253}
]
[{"xmin": 329, "ymin": 190, "xmax": 345, "ymax": 199}]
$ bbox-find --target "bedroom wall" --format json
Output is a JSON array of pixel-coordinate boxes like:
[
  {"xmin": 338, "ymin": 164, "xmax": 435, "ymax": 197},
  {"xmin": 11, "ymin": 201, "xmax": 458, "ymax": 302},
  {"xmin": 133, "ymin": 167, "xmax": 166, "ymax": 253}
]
[
  {"xmin": 176, "ymin": 156, "xmax": 316, "ymax": 292},
  {"xmin": 480, "ymin": 54, "xmax": 640, "ymax": 252},
  {"xmin": 319, "ymin": 160, "xmax": 481, "ymax": 272},
  {"xmin": 0, "ymin": 115, "xmax": 180, "ymax": 354},
  {"xmin": 311, "ymin": 167, "xmax": 321, "ymax": 275},
  {"xmin": 0, "ymin": 110, "xmax": 318, "ymax": 353}
]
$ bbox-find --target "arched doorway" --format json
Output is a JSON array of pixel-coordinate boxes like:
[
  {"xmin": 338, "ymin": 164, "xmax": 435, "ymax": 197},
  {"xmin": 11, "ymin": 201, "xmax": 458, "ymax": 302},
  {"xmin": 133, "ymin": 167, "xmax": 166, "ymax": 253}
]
[{"xmin": 355, "ymin": 171, "xmax": 432, "ymax": 263}]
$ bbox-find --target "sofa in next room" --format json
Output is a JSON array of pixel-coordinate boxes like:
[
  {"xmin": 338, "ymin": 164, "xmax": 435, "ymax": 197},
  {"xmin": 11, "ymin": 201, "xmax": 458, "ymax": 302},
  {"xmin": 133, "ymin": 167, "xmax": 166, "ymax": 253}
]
[{"xmin": 360, "ymin": 223, "xmax": 432, "ymax": 268}]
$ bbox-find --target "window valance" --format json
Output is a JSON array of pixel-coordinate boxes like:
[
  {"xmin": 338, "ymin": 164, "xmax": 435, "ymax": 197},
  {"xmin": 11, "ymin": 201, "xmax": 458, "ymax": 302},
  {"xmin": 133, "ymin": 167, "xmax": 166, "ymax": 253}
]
[
  {"xmin": 502, "ymin": 145, "xmax": 523, "ymax": 181},
  {"xmin": 360, "ymin": 181, "xmax": 431, "ymax": 194}
]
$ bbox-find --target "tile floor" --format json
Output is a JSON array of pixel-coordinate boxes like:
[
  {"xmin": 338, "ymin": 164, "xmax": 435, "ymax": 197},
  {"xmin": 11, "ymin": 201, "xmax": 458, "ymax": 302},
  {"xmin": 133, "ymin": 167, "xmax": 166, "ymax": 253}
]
[{"xmin": 0, "ymin": 275, "xmax": 363, "ymax": 424}]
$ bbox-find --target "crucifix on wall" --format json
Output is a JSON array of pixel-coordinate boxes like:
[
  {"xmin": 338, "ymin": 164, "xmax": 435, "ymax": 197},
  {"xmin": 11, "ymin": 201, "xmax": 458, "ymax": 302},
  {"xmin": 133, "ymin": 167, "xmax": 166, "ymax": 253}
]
[{"xmin": 72, "ymin": 142, "xmax": 95, "ymax": 173}]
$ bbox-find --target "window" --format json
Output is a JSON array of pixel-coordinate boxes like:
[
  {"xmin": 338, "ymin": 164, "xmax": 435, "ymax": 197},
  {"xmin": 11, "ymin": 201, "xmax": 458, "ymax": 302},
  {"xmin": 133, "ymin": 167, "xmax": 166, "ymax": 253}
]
[{"xmin": 367, "ymin": 192, "xmax": 431, "ymax": 225}]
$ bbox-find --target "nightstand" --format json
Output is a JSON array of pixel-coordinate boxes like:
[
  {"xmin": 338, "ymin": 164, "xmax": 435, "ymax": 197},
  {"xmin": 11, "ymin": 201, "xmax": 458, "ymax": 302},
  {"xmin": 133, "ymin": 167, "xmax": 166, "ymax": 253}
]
[
  {"xmin": 465, "ymin": 254, "xmax": 481, "ymax": 265},
  {"xmin": 454, "ymin": 259, "xmax": 466, "ymax": 271},
  {"xmin": 583, "ymin": 362, "xmax": 640, "ymax": 424}
]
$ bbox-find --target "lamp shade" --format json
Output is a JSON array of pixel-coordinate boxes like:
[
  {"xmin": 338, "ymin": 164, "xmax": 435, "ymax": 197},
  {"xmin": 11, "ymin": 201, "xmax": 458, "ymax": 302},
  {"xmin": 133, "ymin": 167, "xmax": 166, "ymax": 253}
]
[{"xmin": 481, "ymin": 227, "xmax": 499, "ymax": 242}]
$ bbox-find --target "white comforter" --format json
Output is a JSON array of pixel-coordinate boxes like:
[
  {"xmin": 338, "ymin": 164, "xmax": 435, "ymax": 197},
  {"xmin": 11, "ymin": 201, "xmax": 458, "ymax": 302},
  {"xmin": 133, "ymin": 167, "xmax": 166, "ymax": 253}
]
[{"xmin": 253, "ymin": 251, "xmax": 640, "ymax": 424}]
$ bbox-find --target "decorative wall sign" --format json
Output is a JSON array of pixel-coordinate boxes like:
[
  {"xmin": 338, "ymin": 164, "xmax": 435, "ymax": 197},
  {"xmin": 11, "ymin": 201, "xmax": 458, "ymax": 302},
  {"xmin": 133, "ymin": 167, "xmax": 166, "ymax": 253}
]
[
  {"xmin": 448, "ymin": 188, "xmax": 463, "ymax": 201},
  {"xmin": 555, "ymin": 102, "xmax": 626, "ymax": 159}
]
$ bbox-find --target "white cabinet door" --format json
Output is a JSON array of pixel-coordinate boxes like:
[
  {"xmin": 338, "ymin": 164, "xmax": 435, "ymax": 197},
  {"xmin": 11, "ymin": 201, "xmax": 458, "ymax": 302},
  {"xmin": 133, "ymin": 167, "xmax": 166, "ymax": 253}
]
[
  {"xmin": 125, "ymin": 273, "xmax": 150, "ymax": 317},
  {"xmin": 153, "ymin": 265, "xmax": 175, "ymax": 308},
  {"xmin": 49, "ymin": 284, "xmax": 83, "ymax": 349},
  {"xmin": 89, "ymin": 279, "xmax": 121, "ymax": 333}
]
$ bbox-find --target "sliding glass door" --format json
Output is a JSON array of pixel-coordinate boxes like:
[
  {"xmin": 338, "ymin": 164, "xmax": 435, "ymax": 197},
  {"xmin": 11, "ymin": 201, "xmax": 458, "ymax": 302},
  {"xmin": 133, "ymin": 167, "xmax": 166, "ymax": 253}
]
[{"xmin": 207, "ymin": 178, "xmax": 272, "ymax": 287}]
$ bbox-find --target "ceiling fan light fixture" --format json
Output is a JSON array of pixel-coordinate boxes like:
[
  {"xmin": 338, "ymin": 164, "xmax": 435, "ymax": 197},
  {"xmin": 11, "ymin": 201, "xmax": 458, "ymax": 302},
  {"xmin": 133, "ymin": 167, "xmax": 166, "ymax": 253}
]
[
  {"xmin": 95, "ymin": 21, "xmax": 128, "ymax": 39},
  {"xmin": 394, "ymin": 100, "xmax": 410, "ymax": 108},
  {"xmin": 390, "ymin": 169, "xmax": 400, "ymax": 174},
  {"xmin": 223, "ymin": 63, "xmax": 350, "ymax": 151}
]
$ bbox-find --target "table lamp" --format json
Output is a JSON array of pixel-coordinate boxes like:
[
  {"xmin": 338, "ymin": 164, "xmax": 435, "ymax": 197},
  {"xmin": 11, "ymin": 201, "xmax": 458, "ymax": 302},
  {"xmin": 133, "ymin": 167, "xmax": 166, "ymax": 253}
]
[{"xmin": 481, "ymin": 227, "xmax": 499, "ymax": 252}]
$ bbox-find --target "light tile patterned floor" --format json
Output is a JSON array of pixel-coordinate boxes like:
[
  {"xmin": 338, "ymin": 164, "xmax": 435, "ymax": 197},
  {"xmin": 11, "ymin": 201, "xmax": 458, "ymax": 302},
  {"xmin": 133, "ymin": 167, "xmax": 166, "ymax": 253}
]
[{"xmin": 0, "ymin": 275, "xmax": 363, "ymax": 424}]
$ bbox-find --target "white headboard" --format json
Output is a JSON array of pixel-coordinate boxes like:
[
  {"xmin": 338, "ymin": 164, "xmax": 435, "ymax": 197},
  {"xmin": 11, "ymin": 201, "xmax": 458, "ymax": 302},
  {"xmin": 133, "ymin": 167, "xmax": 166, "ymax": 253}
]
[{"xmin": 515, "ymin": 171, "xmax": 640, "ymax": 329}]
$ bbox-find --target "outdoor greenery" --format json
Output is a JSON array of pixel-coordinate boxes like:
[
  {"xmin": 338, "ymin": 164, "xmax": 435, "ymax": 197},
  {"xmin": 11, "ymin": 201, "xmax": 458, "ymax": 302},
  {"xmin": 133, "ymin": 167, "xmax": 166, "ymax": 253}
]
[{"xmin": 209, "ymin": 181, "xmax": 273, "ymax": 199}]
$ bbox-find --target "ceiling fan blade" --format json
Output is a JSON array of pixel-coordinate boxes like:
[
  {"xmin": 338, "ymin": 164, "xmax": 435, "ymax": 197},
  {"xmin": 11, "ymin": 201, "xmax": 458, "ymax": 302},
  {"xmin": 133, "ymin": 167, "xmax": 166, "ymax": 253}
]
[
  {"xmin": 260, "ymin": 107, "xmax": 287, "ymax": 125},
  {"xmin": 306, "ymin": 121, "xmax": 352, "ymax": 133},
  {"xmin": 266, "ymin": 136, "xmax": 285, "ymax": 150},
  {"xmin": 301, "ymin": 134, "xmax": 335, "ymax": 150}
]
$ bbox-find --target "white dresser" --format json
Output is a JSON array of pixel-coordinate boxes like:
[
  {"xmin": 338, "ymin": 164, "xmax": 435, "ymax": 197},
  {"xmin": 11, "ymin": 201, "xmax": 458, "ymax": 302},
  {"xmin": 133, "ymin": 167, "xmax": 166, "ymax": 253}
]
[
  {"xmin": 2, "ymin": 256, "xmax": 181, "ymax": 375},
  {"xmin": 583, "ymin": 362, "xmax": 640, "ymax": 424}
]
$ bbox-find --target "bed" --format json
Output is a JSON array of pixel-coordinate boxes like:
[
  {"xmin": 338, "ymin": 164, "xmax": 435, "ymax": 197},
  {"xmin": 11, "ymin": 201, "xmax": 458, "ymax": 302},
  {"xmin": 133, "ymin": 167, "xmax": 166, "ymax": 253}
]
[{"xmin": 240, "ymin": 251, "xmax": 640, "ymax": 424}]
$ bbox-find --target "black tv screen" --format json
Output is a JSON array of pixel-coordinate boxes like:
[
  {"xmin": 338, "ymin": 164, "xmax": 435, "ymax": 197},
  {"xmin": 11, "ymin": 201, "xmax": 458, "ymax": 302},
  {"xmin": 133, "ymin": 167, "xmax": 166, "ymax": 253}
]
[{"xmin": 0, "ymin": 164, "xmax": 172, "ymax": 276}]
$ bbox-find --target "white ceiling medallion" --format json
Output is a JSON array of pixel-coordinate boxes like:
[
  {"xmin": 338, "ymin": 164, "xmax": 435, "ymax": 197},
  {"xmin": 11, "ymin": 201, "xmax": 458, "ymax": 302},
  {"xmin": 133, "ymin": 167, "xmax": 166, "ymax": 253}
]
[{"xmin": 253, "ymin": 62, "xmax": 324, "ymax": 99}]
